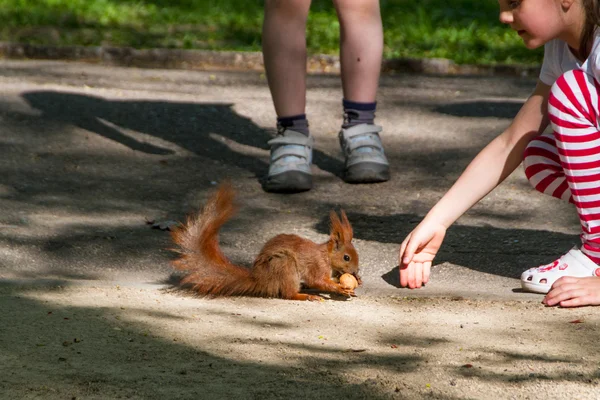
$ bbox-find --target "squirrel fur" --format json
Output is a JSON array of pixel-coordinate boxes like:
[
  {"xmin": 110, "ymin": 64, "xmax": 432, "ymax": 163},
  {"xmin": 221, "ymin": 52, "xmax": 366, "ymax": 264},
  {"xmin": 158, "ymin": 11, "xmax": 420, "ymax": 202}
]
[{"xmin": 171, "ymin": 183, "xmax": 361, "ymax": 301}]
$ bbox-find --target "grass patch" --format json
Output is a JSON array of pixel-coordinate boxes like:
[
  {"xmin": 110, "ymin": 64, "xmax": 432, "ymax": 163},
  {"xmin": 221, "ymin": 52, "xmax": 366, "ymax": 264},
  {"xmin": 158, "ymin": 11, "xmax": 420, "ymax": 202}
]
[{"xmin": 0, "ymin": 0, "xmax": 543, "ymax": 65}]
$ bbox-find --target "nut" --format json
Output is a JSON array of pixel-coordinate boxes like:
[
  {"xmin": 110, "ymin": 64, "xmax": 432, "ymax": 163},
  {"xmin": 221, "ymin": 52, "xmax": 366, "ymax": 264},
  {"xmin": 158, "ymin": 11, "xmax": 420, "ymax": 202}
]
[{"xmin": 339, "ymin": 273, "xmax": 358, "ymax": 290}]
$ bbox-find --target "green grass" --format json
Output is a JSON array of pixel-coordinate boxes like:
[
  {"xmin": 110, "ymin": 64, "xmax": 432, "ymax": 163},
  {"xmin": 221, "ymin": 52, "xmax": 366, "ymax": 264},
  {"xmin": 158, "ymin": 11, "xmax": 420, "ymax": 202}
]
[{"xmin": 0, "ymin": 0, "xmax": 543, "ymax": 65}]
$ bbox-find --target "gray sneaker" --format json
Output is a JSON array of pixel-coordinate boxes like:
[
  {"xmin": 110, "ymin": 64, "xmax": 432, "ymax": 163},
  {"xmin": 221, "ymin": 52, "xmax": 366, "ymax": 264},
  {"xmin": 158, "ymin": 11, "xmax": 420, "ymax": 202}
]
[
  {"xmin": 263, "ymin": 129, "xmax": 313, "ymax": 193},
  {"xmin": 339, "ymin": 124, "xmax": 390, "ymax": 183}
]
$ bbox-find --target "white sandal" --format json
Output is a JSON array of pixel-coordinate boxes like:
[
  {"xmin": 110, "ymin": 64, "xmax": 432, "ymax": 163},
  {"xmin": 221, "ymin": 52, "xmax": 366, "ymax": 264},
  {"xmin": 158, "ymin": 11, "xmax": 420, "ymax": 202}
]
[{"xmin": 521, "ymin": 249, "xmax": 600, "ymax": 294}]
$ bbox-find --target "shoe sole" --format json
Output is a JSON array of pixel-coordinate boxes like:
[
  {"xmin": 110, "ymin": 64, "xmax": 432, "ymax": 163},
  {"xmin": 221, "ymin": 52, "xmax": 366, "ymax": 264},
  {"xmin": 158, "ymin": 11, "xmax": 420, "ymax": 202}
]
[
  {"xmin": 263, "ymin": 171, "xmax": 312, "ymax": 193},
  {"xmin": 344, "ymin": 162, "xmax": 390, "ymax": 184},
  {"xmin": 521, "ymin": 281, "xmax": 550, "ymax": 294}
]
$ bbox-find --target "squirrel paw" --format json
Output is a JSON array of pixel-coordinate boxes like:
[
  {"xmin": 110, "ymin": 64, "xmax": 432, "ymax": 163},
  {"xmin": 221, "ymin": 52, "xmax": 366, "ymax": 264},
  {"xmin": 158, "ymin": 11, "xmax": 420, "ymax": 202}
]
[
  {"xmin": 292, "ymin": 293, "xmax": 324, "ymax": 301},
  {"xmin": 339, "ymin": 287, "xmax": 356, "ymax": 297},
  {"xmin": 355, "ymin": 275, "xmax": 363, "ymax": 286}
]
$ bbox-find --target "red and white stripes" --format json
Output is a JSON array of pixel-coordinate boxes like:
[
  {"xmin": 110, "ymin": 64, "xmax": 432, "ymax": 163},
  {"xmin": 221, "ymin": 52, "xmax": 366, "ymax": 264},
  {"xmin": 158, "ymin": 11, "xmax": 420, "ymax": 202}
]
[{"xmin": 523, "ymin": 69, "xmax": 600, "ymax": 263}]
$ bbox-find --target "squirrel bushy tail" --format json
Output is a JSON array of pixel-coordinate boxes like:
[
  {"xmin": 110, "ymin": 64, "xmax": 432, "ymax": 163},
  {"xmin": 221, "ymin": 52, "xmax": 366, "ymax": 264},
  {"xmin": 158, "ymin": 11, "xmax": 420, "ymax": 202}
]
[{"xmin": 171, "ymin": 183, "xmax": 260, "ymax": 297}]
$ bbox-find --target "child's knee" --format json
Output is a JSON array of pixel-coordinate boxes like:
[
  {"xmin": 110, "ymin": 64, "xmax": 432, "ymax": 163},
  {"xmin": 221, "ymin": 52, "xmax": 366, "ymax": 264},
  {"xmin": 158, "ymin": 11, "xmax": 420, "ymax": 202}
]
[
  {"xmin": 522, "ymin": 134, "xmax": 561, "ymax": 188},
  {"xmin": 549, "ymin": 69, "xmax": 593, "ymax": 117},
  {"xmin": 522, "ymin": 137, "xmax": 542, "ymax": 175},
  {"xmin": 333, "ymin": 0, "xmax": 380, "ymax": 19},
  {"xmin": 264, "ymin": 0, "xmax": 311, "ymax": 19}
]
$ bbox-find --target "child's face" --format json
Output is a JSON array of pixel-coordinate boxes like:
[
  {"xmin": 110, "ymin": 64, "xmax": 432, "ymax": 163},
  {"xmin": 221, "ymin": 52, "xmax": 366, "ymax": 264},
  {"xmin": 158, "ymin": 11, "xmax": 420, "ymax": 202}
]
[{"xmin": 498, "ymin": 0, "xmax": 575, "ymax": 49}]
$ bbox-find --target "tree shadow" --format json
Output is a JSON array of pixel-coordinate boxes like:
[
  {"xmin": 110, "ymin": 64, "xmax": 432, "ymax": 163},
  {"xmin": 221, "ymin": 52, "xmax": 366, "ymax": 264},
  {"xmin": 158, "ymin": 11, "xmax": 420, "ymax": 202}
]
[
  {"xmin": 20, "ymin": 91, "xmax": 343, "ymax": 180},
  {"xmin": 0, "ymin": 75, "xmax": 570, "ymax": 287},
  {"xmin": 452, "ymin": 347, "xmax": 600, "ymax": 384},
  {"xmin": 3, "ymin": 283, "xmax": 596, "ymax": 399},
  {"xmin": 433, "ymin": 99, "xmax": 524, "ymax": 119},
  {"xmin": 0, "ymin": 285, "xmax": 425, "ymax": 399}
]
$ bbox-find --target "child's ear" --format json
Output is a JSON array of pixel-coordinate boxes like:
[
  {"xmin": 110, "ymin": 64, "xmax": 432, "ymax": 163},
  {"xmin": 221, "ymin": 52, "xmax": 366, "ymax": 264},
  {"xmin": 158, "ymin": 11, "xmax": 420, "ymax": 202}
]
[
  {"xmin": 560, "ymin": 0, "xmax": 575, "ymax": 10},
  {"xmin": 329, "ymin": 210, "xmax": 345, "ymax": 248}
]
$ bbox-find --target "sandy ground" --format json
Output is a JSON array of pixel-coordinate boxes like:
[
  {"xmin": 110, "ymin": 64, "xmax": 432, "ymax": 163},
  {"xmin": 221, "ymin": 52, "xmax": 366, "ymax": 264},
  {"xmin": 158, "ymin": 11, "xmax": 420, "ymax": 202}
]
[
  {"xmin": 0, "ymin": 60, "xmax": 599, "ymax": 399},
  {"xmin": 2, "ymin": 284, "xmax": 599, "ymax": 399}
]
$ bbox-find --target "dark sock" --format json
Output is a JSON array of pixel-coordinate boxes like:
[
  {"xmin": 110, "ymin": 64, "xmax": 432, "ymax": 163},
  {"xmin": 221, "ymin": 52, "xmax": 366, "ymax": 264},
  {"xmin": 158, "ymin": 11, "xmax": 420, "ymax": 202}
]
[
  {"xmin": 342, "ymin": 99, "xmax": 377, "ymax": 128},
  {"xmin": 277, "ymin": 114, "xmax": 310, "ymax": 136}
]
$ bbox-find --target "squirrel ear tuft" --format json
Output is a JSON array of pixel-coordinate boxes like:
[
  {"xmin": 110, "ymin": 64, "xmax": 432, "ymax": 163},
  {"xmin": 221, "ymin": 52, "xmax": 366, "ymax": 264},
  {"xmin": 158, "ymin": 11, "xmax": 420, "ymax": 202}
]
[
  {"xmin": 339, "ymin": 209, "xmax": 353, "ymax": 241},
  {"xmin": 329, "ymin": 210, "xmax": 345, "ymax": 246}
]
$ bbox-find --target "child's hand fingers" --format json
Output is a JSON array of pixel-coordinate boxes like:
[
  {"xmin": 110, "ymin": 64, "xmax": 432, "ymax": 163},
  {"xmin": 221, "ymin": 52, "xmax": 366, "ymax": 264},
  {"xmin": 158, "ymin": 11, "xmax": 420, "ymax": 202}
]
[
  {"xmin": 399, "ymin": 235, "xmax": 417, "ymax": 288},
  {"xmin": 545, "ymin": 277, "xmax": 600, "ymax": 307},
  {"xmin": 399, "ymin": 236, "xmax": 424, "ymax": 288},
  {"xmin": 399, "ymin": 233, "xmax": 413, "ymax": 266},
  {"xmin": 399, "ymin": 226, "xmax": 442, "ymax": 288},
  {"xmin": 399, "ymin": 263, "xmax": 410, "ymax": 288},
  {"xmin": 402, "ymin": 261, "xmax": 427, "ymax": 289},
  {"xmin": 416, "ymin": 262, "xmax": 429, "ymax": 288},
  {"xmin": 403, "ymin": 236, "xmax": 422, "ymax": 267},
  {"xmin": 544, "ymin": 286, "xmax": 579, "ymax": 306},
  {"xmin": 423, "ymin": 261, "xmax": 432, "ymax": 285},
  {"xmin": 407, "ymin": 261, "xmax": 416, "ymax": 288},
  {"xmin": 400, "ymin": 261, "xmax": 422, "ymax": 288},
  {"xmin": 559, "ymin": 293, "xmax": 593, "ymax": 308},
  {"xmin": 551, "ymin": 276, "xmax": 579, "ymax": 289},
  {"xmin": 400, "ymin": 263, "xmax": 414, "ymax": 287},
  {"xmin": 414, "ymin": 262, "xmax": 423, "ymax": 288},
  {"xmin": 545, "ymin": 283, "xmax": 593, "ymax": 306}
]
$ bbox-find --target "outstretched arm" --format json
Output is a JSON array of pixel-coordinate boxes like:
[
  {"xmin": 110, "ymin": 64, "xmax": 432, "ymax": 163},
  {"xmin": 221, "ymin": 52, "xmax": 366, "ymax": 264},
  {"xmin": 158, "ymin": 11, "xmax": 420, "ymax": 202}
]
[{"xmin": 399, "ymin": 80, "xmax": 552, "ymax": 288}]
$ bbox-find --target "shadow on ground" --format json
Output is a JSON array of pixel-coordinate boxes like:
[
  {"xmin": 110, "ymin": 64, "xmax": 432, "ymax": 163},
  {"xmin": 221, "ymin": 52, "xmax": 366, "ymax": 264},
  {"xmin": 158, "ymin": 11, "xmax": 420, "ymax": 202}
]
[
  {"xmin": 14, "ymin": 88, "xmax": 533, "ymax": 188},
  {"xmin": 0, "ymin": 285, "xmax": 420, "ymax": 399},
  {"xmin": 20, "ymin": 91, "xmax": 345, "ymax": 179},
  {"xmin": 433, "ymin": 99, "xmax": 524, "ymax": 119},
  {"xmin": 315, "ymin": 211, "xmax": 579, "ymax": 284},
  {"xmin": 0, "ymin": 78, "xmax": 575, "ymax": 284}
]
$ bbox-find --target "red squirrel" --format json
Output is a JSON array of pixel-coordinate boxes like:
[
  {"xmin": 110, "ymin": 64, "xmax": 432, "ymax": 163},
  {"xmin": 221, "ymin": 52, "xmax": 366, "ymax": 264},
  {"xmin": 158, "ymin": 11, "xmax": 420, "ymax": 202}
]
[{"xmin": 171, "ymin": 183, "xmax": 361, "ymax": 300}]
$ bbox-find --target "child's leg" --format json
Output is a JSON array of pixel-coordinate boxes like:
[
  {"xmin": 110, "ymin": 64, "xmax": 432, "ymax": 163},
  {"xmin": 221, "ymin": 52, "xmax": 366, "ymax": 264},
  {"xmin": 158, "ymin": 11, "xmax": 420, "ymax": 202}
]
[
  {"xmin": 524, "ymin": 70, "xmax": 600, "ymax": 262},
  {"xmin": 262, "ymin": 0, "xmax": 311, "ymax": 119},
  {"xmin": 333, "ymin": 0, "xmax": 382, "ymax": 103},
  {"xmin": 521, "ymin": 69, "xmax": 600, "ymax": 304},
  {"xmin": 333, "ymin": 0, "xmax": 390, "ymax": 183},
  {"xmin": 262, "ymin": 0, "xmax": 313, "ymax": 193},
  {"xmin": 523, "ymin": 132, "xmax": 573, "ymax": 203},
  {"xmin": 548, "ymin": 69, "xmax": 600, "ymax": 263}
]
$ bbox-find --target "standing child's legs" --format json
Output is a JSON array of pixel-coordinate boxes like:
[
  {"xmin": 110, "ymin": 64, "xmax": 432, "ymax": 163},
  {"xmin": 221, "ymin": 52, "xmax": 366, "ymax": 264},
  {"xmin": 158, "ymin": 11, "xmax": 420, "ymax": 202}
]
[
  {"xmin": 521, "ymin": 69, "xmax": 600, "ymax": 296},
  {"xmin": 334, "ymin": 0, "xmax": 382, "ymax": 102},
  {"xmin": 262, "ymin": 0, "xmax": 313, "ymax": 193},
  {"xmin": 334, "ymin": 0, "xmax": 390, "ymax": 183},
  {"xmin": 262, "ymin": 0, "xmax": 311, "ymax": 120}
]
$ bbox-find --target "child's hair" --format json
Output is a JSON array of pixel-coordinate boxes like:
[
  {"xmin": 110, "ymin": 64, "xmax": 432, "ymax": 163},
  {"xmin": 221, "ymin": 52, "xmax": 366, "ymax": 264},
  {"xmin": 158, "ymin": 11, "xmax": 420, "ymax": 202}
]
[{"xmin": 580, "ymin": 0, "xmax": 600, "ymax": 59}]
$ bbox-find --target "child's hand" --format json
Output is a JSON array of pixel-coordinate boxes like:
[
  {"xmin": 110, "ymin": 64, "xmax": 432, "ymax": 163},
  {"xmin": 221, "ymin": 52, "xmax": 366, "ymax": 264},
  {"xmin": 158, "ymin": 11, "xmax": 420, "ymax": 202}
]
[
  {"xmin": 398, "ymin": 222, "xmax": 446, "ymax": 289},
  {"xmin": 543, "ymin": 276, "xmax": 600, "ymax": 307}
]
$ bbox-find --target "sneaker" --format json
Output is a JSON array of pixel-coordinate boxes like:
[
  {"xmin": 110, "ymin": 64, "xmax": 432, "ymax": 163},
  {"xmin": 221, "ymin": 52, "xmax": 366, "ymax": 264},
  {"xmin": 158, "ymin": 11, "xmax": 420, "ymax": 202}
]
[
  {"xmin": 263, "ymin": 129, "xmax": 313, "ymax": 193},
  {"xmin": 339, "ymin": 123, "xmax": 390, "ymax": 183}
]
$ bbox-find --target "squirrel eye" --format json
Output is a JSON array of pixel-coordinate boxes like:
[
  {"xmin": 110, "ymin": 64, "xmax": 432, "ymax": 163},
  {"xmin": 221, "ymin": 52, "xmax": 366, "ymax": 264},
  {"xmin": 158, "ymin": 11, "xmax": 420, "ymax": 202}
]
[{"xmin": 343, "ymin": 254, "xmax": 350, "ymax": 262}]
